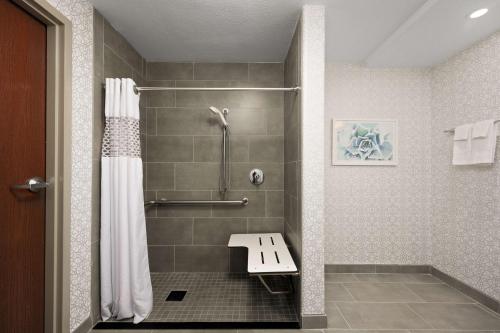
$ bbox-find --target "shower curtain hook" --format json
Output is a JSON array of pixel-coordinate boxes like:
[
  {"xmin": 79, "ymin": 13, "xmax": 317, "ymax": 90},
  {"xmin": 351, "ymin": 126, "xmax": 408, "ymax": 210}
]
[{"xmin": 133, "ymin": 85, "xmax": 139, "ymax": 95}]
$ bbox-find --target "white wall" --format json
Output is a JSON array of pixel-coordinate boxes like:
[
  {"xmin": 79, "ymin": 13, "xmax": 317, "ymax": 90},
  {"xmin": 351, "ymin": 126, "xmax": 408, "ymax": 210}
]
[
  {"xmin": 325, "ymin": 31, "xmax": 500, "ymax": 302},
  {"xmin": 325, "ymin": 64, "xmax": 433, "ymax": 265},
  {"xmin": 431, "ymin": 31, "xmax": 500, "ymax": 301},
  {"xmin": 45, "ymin": 0, "xmax": 94, "ymax": 331}
]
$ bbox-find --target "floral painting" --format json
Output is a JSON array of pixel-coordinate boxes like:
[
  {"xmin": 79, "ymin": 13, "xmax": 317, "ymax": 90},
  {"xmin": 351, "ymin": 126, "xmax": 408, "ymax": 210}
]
[{"xmin": 332, "ymin": 119, "xmax": 398, "ymax": 165}]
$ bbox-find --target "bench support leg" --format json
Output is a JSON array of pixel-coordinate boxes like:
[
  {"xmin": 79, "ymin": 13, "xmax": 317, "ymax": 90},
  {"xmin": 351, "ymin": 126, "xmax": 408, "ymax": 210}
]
[{"xmin": 257, "ymin": 275, "xmax": 294, "ymax": 295}]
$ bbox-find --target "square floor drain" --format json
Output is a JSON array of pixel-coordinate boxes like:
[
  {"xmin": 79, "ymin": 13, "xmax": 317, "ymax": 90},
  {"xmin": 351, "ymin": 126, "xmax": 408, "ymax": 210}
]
[{"xmin": 166, "ymin": 290, "xmax": 187, "ymax": 302}]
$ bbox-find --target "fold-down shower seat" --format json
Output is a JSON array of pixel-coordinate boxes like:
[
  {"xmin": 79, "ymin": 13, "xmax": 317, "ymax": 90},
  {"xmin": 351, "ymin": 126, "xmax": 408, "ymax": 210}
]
[{"xmin": 228, "ymin": 233, "xmax": 299, "ymax": 294}]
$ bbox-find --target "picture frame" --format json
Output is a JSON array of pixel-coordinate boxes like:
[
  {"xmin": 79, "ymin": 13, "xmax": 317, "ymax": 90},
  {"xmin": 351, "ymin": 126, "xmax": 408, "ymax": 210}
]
[{"xmin": 332, "ymin": 119, "xmax": 398, "ymax": 166}]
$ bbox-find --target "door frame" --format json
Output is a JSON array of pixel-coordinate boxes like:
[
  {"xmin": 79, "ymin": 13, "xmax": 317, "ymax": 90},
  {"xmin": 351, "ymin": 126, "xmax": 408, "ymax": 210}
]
[{"xmin": 12, "ymin": 1, "xmax": 72, "ymax": 332}]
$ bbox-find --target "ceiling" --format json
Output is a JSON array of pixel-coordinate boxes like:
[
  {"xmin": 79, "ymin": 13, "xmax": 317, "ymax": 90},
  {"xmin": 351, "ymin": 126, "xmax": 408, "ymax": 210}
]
[{"xmin": 91, "ymin": 0, "xmax": 500, "ymax": 67}]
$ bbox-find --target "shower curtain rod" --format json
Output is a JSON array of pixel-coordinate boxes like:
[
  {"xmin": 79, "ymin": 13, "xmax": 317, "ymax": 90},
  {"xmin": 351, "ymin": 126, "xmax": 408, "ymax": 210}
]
[{"xmin": 131, "ymin": 86, "xmax": 301, "ymax": 94}]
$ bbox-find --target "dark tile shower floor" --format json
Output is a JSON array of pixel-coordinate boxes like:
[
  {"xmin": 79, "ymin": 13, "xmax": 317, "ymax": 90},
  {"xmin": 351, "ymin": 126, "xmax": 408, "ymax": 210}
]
[
  {"xmin": 93, "ymin": 273, "xmax": 500, "ymax": 332},
  {"xmin": 146, "ymin": 272, "xmax": 298, "ymax": 322}
]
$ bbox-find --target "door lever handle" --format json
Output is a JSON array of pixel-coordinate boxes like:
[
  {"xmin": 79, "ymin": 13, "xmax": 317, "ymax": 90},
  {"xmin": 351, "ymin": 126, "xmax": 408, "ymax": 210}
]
[{"xmin": 11, "ymin": 177, "xmax": 49, "ymax": 193}]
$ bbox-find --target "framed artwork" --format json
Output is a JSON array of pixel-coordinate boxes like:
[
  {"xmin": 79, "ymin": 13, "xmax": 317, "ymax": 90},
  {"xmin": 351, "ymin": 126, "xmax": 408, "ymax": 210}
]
[{"xmin": 332, "ymin": 119, "xmax": 398, "ymax": 166}]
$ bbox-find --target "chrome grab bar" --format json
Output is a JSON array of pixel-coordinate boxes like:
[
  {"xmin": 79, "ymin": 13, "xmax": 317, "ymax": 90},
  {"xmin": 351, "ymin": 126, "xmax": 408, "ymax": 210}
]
[{"xmin": 144, "ymin": 197, "xmax": 249, "ymax": 207}]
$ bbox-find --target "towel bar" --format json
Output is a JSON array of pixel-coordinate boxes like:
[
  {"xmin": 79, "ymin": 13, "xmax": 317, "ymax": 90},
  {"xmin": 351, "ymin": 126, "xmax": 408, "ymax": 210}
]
[{"xmin": 444, "ymin": 119, "xmax": 500, "ymax": 133}]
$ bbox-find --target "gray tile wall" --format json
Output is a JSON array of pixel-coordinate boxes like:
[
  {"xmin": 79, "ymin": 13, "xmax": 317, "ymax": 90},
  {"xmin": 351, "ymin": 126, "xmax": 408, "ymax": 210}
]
[
  {"xmin": 92, "ymin": 10, "xmax": 147, "ymax": 325},
  {"xmin": 284, "ymin": 23, "xmax": 302, "ymax": 268},
  {"xmin": 93, "ymin": 12, "xmax": 286, "ymax": 317},
  {"xmin": 284, "ymin": 21, "xmax": 302, "ymax": 315},
  {"xmin": 144, "ymin": 62, "xmax": 285, "ymax": 272}
]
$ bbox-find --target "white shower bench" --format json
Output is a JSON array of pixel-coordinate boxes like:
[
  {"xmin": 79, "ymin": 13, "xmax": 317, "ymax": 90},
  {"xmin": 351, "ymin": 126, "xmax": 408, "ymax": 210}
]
[{"xmin": 228, "ymin": 233, "xmax": 299, "ymax": 294}]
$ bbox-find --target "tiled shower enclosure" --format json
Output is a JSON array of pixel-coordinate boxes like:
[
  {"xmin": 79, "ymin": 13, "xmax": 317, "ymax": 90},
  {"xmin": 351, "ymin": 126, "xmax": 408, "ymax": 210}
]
[
  {"xmin": 93, "ymin": 10, "xmax": 303, "ymax": 326},
  {"xmin": 142, "ymin": 61, "xmax": 286, "ymax": 273}
]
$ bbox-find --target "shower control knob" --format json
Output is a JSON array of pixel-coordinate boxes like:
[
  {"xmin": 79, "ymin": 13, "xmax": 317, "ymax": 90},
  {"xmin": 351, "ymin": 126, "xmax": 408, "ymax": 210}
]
[{"xmin": 249, "ymin": 168, "xmax": 264, "ymax": 185}]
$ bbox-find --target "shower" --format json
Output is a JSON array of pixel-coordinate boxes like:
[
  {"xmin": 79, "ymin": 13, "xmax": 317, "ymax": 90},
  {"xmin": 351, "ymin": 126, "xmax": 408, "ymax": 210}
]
[
  {"xmin": 210, "ymin": 106, "xmax": 230, "ymax": 197},
  {"xmin": 209, "ymin": 106, "xmax": 228, "ymax": 127}
]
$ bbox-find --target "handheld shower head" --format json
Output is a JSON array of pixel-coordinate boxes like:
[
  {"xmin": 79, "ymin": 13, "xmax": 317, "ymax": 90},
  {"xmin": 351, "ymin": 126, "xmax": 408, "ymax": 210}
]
[{"xmin": 209, "ymin": 106, "xmax": 228, "ymax": 127}]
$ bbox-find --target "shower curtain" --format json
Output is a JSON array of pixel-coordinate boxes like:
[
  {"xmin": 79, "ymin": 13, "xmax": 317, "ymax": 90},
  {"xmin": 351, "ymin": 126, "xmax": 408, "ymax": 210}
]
[{"xmin": 100, "ymin": 78, "xmax": 152, "ymax": 323}]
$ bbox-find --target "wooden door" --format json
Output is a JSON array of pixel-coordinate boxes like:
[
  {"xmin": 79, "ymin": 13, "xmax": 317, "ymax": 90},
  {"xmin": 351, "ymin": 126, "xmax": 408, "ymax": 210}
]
[{"xmin": 0, "ymin": 1, "xmax": 47, "ymax": 332}]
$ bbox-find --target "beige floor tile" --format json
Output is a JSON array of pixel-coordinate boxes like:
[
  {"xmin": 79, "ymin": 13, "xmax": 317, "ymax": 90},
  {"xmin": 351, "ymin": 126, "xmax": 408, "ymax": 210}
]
[
  {"xmin": 325, "ymin": 284, "xmax": 355, "ymax": 301},
  {"xmin": 336, "ymin": 302, "xmax": 430, "ymax": 329},
  {"xmin": 343, "ymin": 282, "xmax": 422, "ymax": 302},
  {"xmin": 325, "ymin": 274, "xmax": 359, "ymax": 283},
  {"xmin": 326, "ymin": 330, "xmax": 407, "ymax": 333},
  {"xmin": 404, "ymin": 274, "xmax": 442, "ymax": 284},
  {"xmin": 353, "ymin": 273, "xmax": 413, "ymax": 283},
  {"xmin": 354, "ymin": 273, "xmax": 440, "ymax": 284},
  {"xmin": 409, "ymin": 303, "xmax": 500, "ymax": 330},
  {"xmin": 153, "ymin": 330, "xmax": 236, "ymax": 333},
  {"xmin": 409, "ymin": 330, "xmax": 500, "ymax": 333},
  {"xmin": 405, "ymin": 283, "xmax": 475, "ymax": 303},
  {"xmin": 92, "ymin": 330, "xmax": 151, "ymax": 333},
  {"xmin": 239, "ymin": 329, "xmax": 323, "ymax": 333},
  {"xmin": 325, "ymin": 302, "xmax": 350, "ymax": 328}
]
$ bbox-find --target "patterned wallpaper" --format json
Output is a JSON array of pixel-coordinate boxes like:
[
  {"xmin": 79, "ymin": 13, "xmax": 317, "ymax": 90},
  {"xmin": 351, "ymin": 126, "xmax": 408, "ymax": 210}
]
[
  {"xmin": 324, "ymin": 64, "xmax": 433, "ymax": 265},
  {"xmin": 431, "ymin": 31, "xmax": 500, "ymax": 301},
  {"xmin": 45, "ymin": 0, "xmax": 94, "ymax": 331},
  {"xmin": 300, "ymin": 5, "xmax": 325, "ymax": 316},
  {"xmin": 325, "ymin": 31, "xmax": 500, "ymax": 302}
]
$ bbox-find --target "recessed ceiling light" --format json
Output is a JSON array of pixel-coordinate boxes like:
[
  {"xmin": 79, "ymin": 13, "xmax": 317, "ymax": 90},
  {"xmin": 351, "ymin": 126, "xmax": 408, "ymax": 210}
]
[{"xmin": 469, "ymin": 8, "xmax": 488, "ymax": 19}]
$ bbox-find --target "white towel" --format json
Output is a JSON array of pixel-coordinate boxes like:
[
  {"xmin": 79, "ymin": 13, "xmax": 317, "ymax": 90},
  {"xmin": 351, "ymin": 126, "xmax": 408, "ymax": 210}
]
[
  {"xmin": 452, "ymin": 124, "xmax": 472, "ymax": 165},
  {"xmin": 471, "ymin": 119, "xmax": 497, "ymax": 164}
]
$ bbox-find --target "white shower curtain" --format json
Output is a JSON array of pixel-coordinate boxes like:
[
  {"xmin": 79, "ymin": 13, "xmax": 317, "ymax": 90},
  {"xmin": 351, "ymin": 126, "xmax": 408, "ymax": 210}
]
[{"xmin": 100, "ymin": 78, "xmax": 152, "ymax": 323}]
